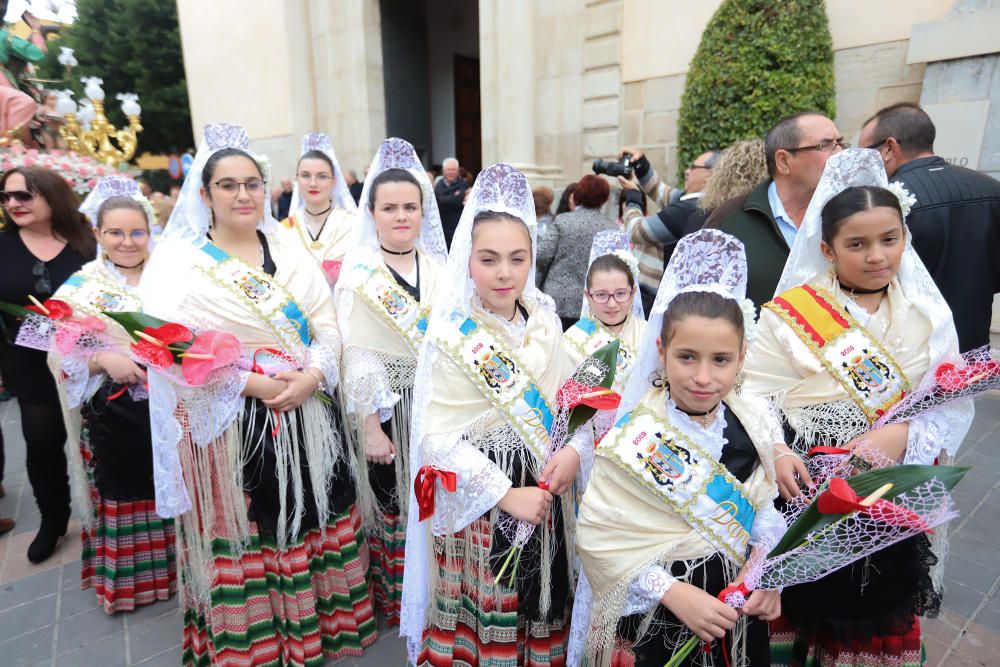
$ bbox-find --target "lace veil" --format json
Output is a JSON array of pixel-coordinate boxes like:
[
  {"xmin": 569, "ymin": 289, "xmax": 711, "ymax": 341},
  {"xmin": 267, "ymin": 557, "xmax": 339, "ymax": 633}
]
[
  {"xmin": 580, "ymin": 228, "xmax": 645, "ymax": 320},
  {"xmin": 400, "ymin": 163, "xmax": 551, "ymax": 658},
  {"xmin": 79, "ymin": 175, "xmax": 156, "ymax": 259},
  {"xmin": 288, "ymin": 132, "xmax": 358, "ymax": 218}
]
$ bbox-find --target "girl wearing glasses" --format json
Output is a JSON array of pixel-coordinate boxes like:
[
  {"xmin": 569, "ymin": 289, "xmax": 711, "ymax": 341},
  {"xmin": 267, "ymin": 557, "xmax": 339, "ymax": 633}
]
[
  {"xmin": 139, "ymin": 124, "xmax": 375, "ymax": 665},
  {"xmin": 46, "ymin": 177, "xmax": 176, "ymax": 614},
  {"xmin": 280, "ymin": 132, "xmax": 358, "ymax": 286},
  {"xmin": 0, "ymin": 166, "xmax": 95, "ymax": 563},
  {"xmin": 334, "ymin": 138, "xmax": 448, "ymax": 626}
]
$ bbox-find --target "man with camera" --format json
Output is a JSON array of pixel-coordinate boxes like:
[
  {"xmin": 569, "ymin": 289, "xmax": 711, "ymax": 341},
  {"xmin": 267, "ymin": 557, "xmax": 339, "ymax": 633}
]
[{"xmin": 610, "ymin": 147, "xmax": 718, "ymax": 315}]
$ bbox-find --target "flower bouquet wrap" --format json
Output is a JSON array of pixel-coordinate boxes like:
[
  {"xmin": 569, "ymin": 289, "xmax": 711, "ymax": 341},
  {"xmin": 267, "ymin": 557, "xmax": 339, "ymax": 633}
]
[
  {"xmin": 0, "ymin": 297, "xmax": 113, "ymax": 357},
  {"xmin": 493, "ymin": 339, "xmax": 622, "ymax": 586}
]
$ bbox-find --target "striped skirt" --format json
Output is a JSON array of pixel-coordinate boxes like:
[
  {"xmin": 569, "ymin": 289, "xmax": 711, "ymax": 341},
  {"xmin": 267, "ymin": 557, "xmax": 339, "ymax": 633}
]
[
  {"xmin": 79, "ymin": 445, "xmax": 177, "ymax": 614},
  {"xmin": 769, "ymin": 615, "xmax": 923, "ymax": 667},
  {"xmin": 417, "ymin": 516, "xmax": 569, "ymax": 667},
  {"xmin": 182, "ymin": 504, "xmax": 378, "ymax": 667},
  {"xmin": 368, "ymin": 510, "xmax": 405, "ymax": 626}
]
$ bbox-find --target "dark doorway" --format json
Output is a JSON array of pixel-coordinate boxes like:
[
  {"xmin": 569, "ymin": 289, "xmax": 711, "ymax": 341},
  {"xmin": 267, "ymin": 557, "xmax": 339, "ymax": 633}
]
[{"xmin": 453, "ymin": 54, "xmax": 481, "ymax": 174}]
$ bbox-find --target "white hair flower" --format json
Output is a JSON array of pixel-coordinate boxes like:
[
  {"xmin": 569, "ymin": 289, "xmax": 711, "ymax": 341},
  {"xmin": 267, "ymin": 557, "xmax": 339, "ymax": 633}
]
[
  {"xmin": 254, "ymin": 154, "xmax": 272, "ymax": 185},
  {"xmin": 740, "ymin": 298, "xmax": 759, "ymax": 344},
  {"xmin": 612, "ymin": 248, "xmax": 640, "ymax": 276},
  {"xmin": 886, "ymin": 181, "xmax": 917, "ymax": 219},
  {"xmin": 132, "ymin": 193, "xmax": 158, "ymax": 228}
]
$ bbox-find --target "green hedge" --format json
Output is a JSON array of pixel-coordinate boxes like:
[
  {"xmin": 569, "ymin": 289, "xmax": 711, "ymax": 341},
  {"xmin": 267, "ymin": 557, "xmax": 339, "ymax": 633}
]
[{"xmin": 676, "ymin": 0, "xmax": 835, "ymax": 181}]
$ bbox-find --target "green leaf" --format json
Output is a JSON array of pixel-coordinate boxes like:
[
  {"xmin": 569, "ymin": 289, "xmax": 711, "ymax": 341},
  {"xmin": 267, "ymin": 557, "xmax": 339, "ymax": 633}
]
[
  {"xmin": 103, "ymin": 311, "xmax": 170, "ymax": 342},
  {"xmin": 767, "ymin": 464, "xmax": 969, "ymax": 559},
  {"xmin": 565, "ymin": 340, "xmax": 621, "ymax": 438},
  {"xmin": 0, "ymin": 301, "xmax": 35, "ymax": 319}
]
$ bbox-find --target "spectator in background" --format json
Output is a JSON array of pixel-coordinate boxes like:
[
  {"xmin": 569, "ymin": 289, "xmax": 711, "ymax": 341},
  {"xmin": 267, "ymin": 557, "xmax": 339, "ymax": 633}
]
[
  {"xmin": 137, "ymin": 178, "xmax": 153, "ymax": 198},
  {"xmin": 537, "ymin": 174, "xmax": 617, "ymax": 329},
  {"xmin": 555, "ymin": 182, "xmax": 577, "ymax": 216},
  {"xmin": 685, "ymin": 138, "xmax": 768, "ymax": 233},
  {"xmin": 168, "ymin": 184, "xmax": 181, "ymax": 200},
  {"xmin": 276, "ymin": 178, "xmax": 294, "ymax": 221},
  {"xmin": 860, "ymin": 102, "xmax": 1000, "ymax": 351},
  {"xmin": 434, "ymin": 156, "xmax": 468, "ymax": 248},
  {"xmin": 618, "ymin": 147, "xmax": 719, "ymax": 314},
  {"xmin": 533, "ymin": 186, "xmax": 555, "ymax": 236},
  {"xmin": 345, "ymin": 168, "xmax": 363, "ymax": 205}
]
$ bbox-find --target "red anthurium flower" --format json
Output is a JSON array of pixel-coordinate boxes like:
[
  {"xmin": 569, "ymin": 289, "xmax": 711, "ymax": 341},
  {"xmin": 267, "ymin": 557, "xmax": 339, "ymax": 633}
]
[
  {"xmin": 181, "ymin": 330, "xmax": 242, "ymax": 386},
  {"xmin": 322, "ymin": 260, "xmax": 342, "ymax": 284},
  {"xmin": 576, "ymin": 390, "xmax": 622, "ymax": 411},
  {"xmin": 131, "ymin": 340, "xmax": 174, "ymax": 369},
  {"xmin": 816, "ymin": 477, "xmax": 931, "ymax": 532},
  {"xmin": 865, "ymin": 499, "xmax": 931, "ymax": 533},
  {"xmin": 26, "ymin": 298, "xmax": 73, "ymax": 319},
  {"xmin": 144, "ymin": 323, "xmax": 193, "ymax": 346}
]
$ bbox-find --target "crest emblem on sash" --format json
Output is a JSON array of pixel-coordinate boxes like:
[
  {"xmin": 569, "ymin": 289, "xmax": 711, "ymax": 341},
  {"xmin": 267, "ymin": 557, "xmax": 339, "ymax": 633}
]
[
  {"xmin": 474, "ymin": 345, "xmax": 517, "ymax": 391},
  {"xmin": 636, "ymin": 431, "xmax": 691, "ymax": 487},
  {"xmin": 843, "ymin": 349, "xmax": 893, "ymax": 395},
  {"xmin": 617, "ymin": 345, "xmax": 630, "ymax": 370},
  {"xmin": 234, "ymin": 273, "xmax": 270, "ymax": 302},
  {"xmin": 94, "ymin": 292, "xmax": 120, "ymax": 310},
  {"xmin": 378, "ymin": 287, "xmax": 408, "ymax": 316}
]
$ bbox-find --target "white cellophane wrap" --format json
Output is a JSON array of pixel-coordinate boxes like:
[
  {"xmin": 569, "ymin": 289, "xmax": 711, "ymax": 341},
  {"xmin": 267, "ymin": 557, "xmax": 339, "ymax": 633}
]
[
  {"xmin": 139, "ymin": 124, "xmax": 346, "ymax": 608},
  {"xmin": 79, "ymin": 175, "xmax": 157, "ymax": 259},
  {"xmin": 334, "ymin": 137, "xmax": 448, "ymax": 530},
  {"xmin": 580, "ymin": 228, "xmax": 645, "ymax": 320},
  {"xmin": 400, "ymin": 163, "xmax": 559, "ymax": 659},
  {"xmin": 768, "ymin": 148, "xmax": 972, "ymax": 462},
  {"xmin": 289, "ymin": 132, "xmax": 358, "ymax": 218},
  {"xmin": 568, "ymin": 229, "xmax": 786, "ymax": 666}
]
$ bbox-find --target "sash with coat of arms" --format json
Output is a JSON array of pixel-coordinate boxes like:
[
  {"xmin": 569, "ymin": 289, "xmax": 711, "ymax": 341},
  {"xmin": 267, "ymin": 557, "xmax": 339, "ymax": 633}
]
[
  {"xmin": 435, "ymin": 311, "xmax": 556, "ymax": 465},
  {"xmin": 599, "ymin": 405, "xmax": 759, "ymax": 565},
  {"xmin": 765, "ymin": 284, "xmax": 910, "ymax": 423},
  {"xmin": 351, "ymin": 263, "xmax": 429, "ymax": 354},
  {"xmin": 197, "ymin": 241, "xmax": 313, "ymax": 358},
  {"xmin": 59, "ymin": 268, "xmax": 142, "ymax": 318}
]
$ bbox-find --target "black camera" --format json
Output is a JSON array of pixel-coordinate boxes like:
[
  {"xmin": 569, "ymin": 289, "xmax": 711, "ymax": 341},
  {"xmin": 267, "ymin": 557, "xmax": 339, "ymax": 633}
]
[{"xmin": 592, "ymin": 156, "xmax": 633, "ymax": 178}]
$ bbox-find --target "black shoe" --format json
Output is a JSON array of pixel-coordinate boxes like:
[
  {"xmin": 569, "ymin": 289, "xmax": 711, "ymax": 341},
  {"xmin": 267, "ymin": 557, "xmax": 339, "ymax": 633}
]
[{"xmin": 27, "ymin": 515, "xmax": 69, "ymax": 563}]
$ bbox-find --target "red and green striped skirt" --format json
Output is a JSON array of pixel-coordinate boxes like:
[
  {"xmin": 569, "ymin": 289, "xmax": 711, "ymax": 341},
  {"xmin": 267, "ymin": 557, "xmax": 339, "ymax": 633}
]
[
  {"xmin": 79, "ymin": 445, "xmax": 177, "ymax": 614},
  {"xmin": 769, "ymin": 615, "xmax": 924, "ymax": 667},
  {"xmin": 368, "ymin": 510, "xmax": 405, "ymax": 626},
  {"xmin": 181, "ymin": 504, "xmax": 378, "ymax": 667},
  {"xmin": 417, "ymin": 516, "xmax": 569, "ymax": 667}
]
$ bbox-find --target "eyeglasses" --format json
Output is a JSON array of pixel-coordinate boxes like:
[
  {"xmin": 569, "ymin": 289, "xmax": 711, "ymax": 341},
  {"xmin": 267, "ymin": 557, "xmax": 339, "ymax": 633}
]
[
  {"xmin": 864, "ymin": 138, "xmax": 888, "ymax": 150},
  {"xmin": 297, "ymin": 172, "xmax": 332, "ymax": 183},
  {"xmin": 686, "ymin": 163, "xmax": 712, "ymax": 171},
  {"xmin": 101, "ymin": 229, "xmax": 150, "ymax": 242},
  {"xmin": 32, "ymin": 259, "xmax": 52, "ymax": 295},
  {"xmin": 212, "ymin": 178, "xmax": 265, "ymax": 196},
  {"xmin": 588, "ymin": 288, "xmax": 633, "ymax": 304},
  {"xmin": 785, "ymin": 138, "xmax": 850, "ymax": 154},
  {"xmin": 0, "ymin": 190, "xmax": 34, "ymax": 206}
]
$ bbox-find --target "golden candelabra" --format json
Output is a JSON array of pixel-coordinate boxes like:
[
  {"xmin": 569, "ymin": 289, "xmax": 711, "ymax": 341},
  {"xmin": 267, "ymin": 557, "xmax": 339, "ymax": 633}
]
[{"xmin": 56, "ymin": 78, "xmax": 142, "ymax": 166}]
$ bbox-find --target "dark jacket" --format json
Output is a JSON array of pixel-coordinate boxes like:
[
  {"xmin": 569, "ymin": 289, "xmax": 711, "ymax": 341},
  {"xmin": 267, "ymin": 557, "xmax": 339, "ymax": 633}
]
[
  {"xmin": 705, "ymin": 179, "xmax": 790, "ymax": 308},
  {"xmin": 276, "ymin": 191, "xmax": 293, "ymax": 221},
  {"xmin": 537, "ymin": 207, "xmax": 618, "ymax": 318},
  {"xmin": 893, "ymin": 156, "xmax": 1000, "ymax": 351},
  {"xmin": 434, "ymin": 177, "xmax": 469, "ymax": 248}
]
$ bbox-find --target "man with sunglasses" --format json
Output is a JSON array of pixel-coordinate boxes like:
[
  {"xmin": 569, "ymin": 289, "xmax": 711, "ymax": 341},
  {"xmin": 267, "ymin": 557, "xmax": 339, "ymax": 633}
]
[
  {"xmin": 705, "ymin": 111, "xmax": 845, "ymax": 307},
  {"xmin": 859, "ymin": 102, "xmax": 1000, "ymax": 351}
]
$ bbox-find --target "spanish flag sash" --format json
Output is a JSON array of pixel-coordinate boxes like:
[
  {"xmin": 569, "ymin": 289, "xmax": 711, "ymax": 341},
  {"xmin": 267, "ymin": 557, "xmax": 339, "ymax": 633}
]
[
  {"xmin": 765, "ymin": 284, "xmax": 909, "ymax": 423},
  {"xmin": 598, "ymin": 406, "xmax": 758, "ymax": 565}
]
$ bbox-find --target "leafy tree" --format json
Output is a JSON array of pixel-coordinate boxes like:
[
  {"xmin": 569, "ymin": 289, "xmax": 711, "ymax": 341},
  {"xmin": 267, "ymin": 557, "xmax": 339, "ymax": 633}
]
[
  {"xmin": 36, "ymin": 0, "xmax": 193, "ymax": 155},
  {"xmin": 676, "ymin": 0, "xmax": 835, "ymax": 181}
]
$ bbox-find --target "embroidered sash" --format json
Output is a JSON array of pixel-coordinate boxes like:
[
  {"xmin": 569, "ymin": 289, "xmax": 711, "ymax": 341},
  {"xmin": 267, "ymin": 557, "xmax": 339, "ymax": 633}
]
[
  {"xmin": 351, "ymin": 263, "xmax": 428, "ymax": 354},
  {"xmin": 599, "ymin": 406, "xmax": 758, "ymax": 565},
  {"xmin": 435, "ymin": 311, "xmax": 556, "ymax": 464},
  {"xmin": 765, "ymin": 284, "xmax": 909, "ymax": 423},
  {"xmin": 564, "ymin": 318, "xmax": 635, "ymax": 391},
  {"xmin": 197, "ymin": 242, "xmax": 312, "ymax": 358},
  {"xmin": 61, "ymin": 271, "xmax": 141, "ymax": 317}
]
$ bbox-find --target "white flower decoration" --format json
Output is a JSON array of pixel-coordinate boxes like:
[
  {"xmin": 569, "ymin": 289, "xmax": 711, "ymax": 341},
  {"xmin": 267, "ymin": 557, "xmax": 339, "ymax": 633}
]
[
  {"xmin": 886, "ymin": 181, "xmax": 917, "ymax": 219},
  {"xmin": 132, "ymin": 193, "xmax": 158, "ymax": 228},
  {"xmin": 255, "ymin": 154, "xmax": 272, "ymax": 185},
  {"xmin": 612, "ymin": 248, "xmax": 640, "ymax": 276},
  {"xmin": 740, "ymin": 298, "xmax": 759, "ymax": 344}
]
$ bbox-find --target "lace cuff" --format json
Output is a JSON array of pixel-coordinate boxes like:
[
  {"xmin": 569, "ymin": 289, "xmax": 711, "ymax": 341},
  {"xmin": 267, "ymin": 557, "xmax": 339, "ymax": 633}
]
[
  {"xmin": 307, "ymin": 342, "xmax": 339, "ymax": 392},
  {"xmin": 178, "ymin": 368, "xmax": 249, "ymax": 446},
  {"xmin": 425, "ymin": 432, "xmax": 512, "ymax": 534},
  {"xmin": 750, "ymin": 502, "xmax": 787, "ymax": 548},
  {"xmin": 568, "ymin": 426, "xmax": 596, "ymax": 489},
  {"xmin": 903, "ymin": 402, "xmax": 974, "ymax": 465},
  {"xmin": 61, "ymin": 355, "xmax": 100, "ymax": 410},
  {"xmin": 147, "ymin": 371, "xmax": 191, "ymax": 518},
  {"xmin": 342, "ymin": 346, "xmax": 401, "ymax": 420},
  {"xmin": 623, "ymin": 565, "xmax": 676, "ymax": 615}
]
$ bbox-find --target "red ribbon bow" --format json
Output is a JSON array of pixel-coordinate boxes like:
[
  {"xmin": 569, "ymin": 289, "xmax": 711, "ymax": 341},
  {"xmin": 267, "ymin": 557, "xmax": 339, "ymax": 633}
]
[
  {"xmin": 816, "ymin": 478, "xmax": 931, "ymax": 532},
  {"xmin": 807, "ymin": 446, "xmax": 851, "ymax": 458},
  {"xmin": 414, "ymin": 465, "xmax": 457, "ymax": 522}
]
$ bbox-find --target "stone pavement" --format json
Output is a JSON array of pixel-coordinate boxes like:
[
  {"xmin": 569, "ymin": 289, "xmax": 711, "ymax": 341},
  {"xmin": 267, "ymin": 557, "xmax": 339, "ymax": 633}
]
[{"xmin": 0, "ymin": 395, "xmax": 997, "ymax": 666}]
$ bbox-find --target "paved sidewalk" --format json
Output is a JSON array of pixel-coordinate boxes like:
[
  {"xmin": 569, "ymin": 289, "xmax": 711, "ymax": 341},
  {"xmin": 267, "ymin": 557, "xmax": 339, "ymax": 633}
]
[{"xmin": 0, "ymin": 395, "xmax": 997, "ymax": 666}]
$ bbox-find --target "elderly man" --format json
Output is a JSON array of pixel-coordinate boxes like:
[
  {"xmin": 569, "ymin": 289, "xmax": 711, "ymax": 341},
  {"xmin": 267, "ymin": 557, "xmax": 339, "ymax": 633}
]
[
  {"xmin": 434, "ymin": 157, "xmax": 468, "ymax": 248},
  {"xmin": 860, "ymin": 102, "xmax": 1000, "ymax": 351},
  {"xmin": 619, "ymin": 148, "xmax": 720, "ymax": 314},
  {"xmin": 275, "ymin": 178, "xmax": 294, "ymax": 221},
  {"xmin": 706, "ymin": 111, "xmax": 846, "ymax": 307}
]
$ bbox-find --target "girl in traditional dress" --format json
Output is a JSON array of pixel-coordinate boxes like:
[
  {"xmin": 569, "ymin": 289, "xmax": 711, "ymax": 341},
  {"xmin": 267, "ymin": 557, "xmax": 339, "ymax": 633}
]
[
  {"xmin": 400, "ymin": 163, "xmax": 583, "ymax": 666},
  {"xmin": 742, "ymin": 149, "xmax": 972, "ymax": 667},
  {"xmin": 139, "ymin": 124, "xmax": 376, "ymax": 666},
  {"xmin": 576, "ymin": 229, "xmax": 785, "ymax": 667},
  {"xmin": 279, "ymin": 132, "xmax": 358, "ymax": 285},
  {"xmin": 335, "ymin": 137, "xmax": 448, "ymax": 626},
  {"xmin": 48, "ymin": 176, "xmax": 176, "ymax": 614}
]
